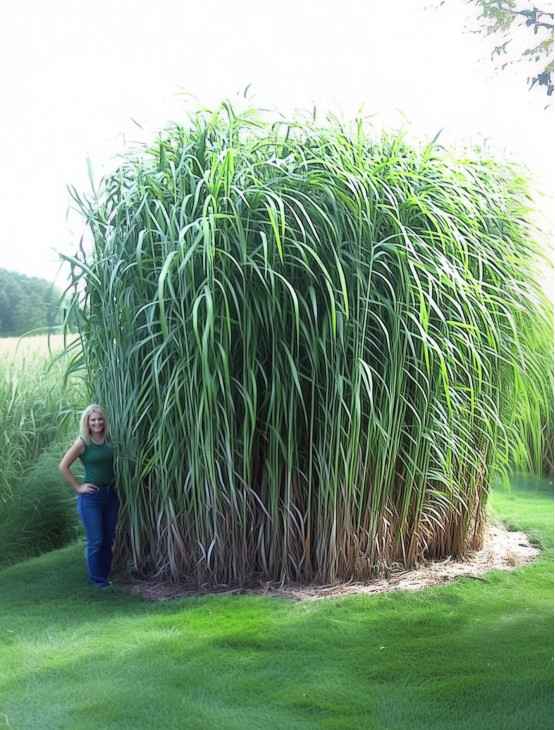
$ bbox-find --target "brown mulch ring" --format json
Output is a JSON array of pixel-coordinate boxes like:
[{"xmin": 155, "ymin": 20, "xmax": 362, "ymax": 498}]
[{"xmin": 116, "ymin": 521, "xmax": 539, "ymax": 602}]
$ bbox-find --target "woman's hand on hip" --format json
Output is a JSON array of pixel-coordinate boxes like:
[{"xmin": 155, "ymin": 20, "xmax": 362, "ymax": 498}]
[{"xmin": 77, "ymin": 483, "xmax": 98, "ymax": 494}]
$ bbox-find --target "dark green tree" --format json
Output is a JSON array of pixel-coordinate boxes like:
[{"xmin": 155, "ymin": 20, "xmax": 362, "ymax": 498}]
[{"xmin": 0, "ymin": 269, "xmax": 63, "ymax": 337}]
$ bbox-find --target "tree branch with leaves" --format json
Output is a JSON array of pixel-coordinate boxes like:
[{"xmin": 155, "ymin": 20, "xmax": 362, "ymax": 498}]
[{"xmin": 444, "ymin": 1, "xmax": 554, "ymax": 97}]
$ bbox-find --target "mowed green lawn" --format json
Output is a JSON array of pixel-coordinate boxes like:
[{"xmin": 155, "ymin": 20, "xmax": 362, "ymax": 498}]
[{"xmin": 0, "ymin": 477, "xmax": 552, "ymax": 730}]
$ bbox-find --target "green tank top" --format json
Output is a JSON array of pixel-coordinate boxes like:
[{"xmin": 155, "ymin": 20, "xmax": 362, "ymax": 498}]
[{"xmin": 79, "ymin": 439, "xmax": 115, "ymax": 487}]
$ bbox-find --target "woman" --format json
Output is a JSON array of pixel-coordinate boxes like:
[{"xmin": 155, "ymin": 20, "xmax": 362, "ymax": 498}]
[{"xmin": 59, "ymin": 404, "xmax": 119, "ymax": 588}]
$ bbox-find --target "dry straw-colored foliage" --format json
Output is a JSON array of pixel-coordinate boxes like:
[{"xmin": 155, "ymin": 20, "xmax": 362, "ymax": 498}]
[{"xmin": 118, "ymin": 521, "xmax": 538, "ymax": 602}]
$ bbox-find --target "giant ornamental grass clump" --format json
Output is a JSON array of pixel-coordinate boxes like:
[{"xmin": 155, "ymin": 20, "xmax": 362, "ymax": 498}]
[{"xmin": 64, "ymin": 104, "xmax": 553, "ymax": 585}]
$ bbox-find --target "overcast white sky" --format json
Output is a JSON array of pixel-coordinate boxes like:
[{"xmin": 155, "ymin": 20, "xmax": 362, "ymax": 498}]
[{"xmin": 0, "ymin": 0, "xmax": 553, "ymax": 289}]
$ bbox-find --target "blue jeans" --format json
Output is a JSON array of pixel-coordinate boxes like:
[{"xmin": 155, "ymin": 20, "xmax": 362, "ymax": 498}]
[{"xmin": 77, "ymin": 486, "xmax": 120, "ymax": 586}]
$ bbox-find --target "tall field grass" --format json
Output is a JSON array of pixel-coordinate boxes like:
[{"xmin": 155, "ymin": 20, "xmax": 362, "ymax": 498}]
[
  {"xmin": 0, "ymin": 441, "xmax": 82, "ymax": 569},
  {"xmin": 64, "ymin": 104, "xmax": 553, "ymax": 586},
  {"xmin": 0, "ymin": 334, "xmax": 84, "ymax": 502}
]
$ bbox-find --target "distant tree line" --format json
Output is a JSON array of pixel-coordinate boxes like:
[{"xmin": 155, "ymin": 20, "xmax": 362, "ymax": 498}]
[{"xmin": 0, "ymin": 268, "xmax": 63, "ymax": 337}]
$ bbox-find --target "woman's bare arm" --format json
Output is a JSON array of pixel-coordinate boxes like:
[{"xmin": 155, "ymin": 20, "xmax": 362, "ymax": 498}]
[{"xmin": 58, "ymin": 439, "xmax": 97, "ymax": 494}]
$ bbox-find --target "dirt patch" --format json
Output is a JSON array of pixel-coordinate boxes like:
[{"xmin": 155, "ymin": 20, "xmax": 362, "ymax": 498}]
[{"xmin": 116, "ymin": 521, "xmax": 539, "ymax": 602}]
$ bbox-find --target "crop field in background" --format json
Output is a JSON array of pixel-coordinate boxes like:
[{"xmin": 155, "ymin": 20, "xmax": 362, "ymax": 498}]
[{"xmin": 0, "ymin": 333, "xmax": 77, "ymax": 358}]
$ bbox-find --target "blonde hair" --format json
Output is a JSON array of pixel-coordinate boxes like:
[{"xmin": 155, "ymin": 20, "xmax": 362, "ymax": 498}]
[{"xmin": 79, "ymin": 404, "xmax": 111, "ymax": 444}]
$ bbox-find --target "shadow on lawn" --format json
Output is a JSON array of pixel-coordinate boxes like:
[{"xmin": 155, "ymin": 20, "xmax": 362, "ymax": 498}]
[{"xmin": 1, "ymin": 576, "xmax": 552, "ymax": 730}]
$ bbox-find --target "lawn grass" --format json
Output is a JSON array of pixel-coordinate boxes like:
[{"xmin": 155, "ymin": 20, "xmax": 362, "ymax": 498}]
[{"xmin": 0, "ymin": 477, "xmax": 552, "ymax": 730}]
